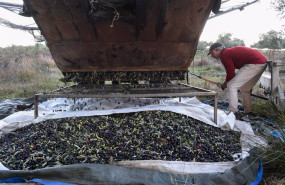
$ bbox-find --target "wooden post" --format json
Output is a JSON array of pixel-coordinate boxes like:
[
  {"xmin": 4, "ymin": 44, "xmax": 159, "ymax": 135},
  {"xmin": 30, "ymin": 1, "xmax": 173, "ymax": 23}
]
[
  {"xmin": 34, "ymin": 95, "xmax": 39, "ymax": 119},
  {"xmin": 214, "ymin": 94, "xmax": 218, "ymax": 124}
]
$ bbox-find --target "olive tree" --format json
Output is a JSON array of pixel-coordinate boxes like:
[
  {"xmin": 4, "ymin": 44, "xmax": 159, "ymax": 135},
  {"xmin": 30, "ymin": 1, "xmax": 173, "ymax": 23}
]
[
  {"xmin": 197, "ymin": 41, "xmax": 212, "ymax": 51},
  {"xmin": 250, "ymin": 30, "xmax": 285, "ymax": 49},
  {"xmin": 216, "ymin": 33, "xmax": 245, "ymax": 48},
  {"xmin": 271, "ymin": 0, "xmax": 285, "ymax": 19}
]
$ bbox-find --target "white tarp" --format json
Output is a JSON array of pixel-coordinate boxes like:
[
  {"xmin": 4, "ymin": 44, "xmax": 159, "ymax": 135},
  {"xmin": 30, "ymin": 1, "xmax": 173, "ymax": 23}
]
[
  {"xmin": 0, "ymin": 97, "xmax": 261, "ymax": 174},
  {"xmin": 0, "ymin": 97, "xmax": 235, "ymax": 133},
  {"xmin": 113, "ymin": 160, "xmax": 238, "ymax": 174}
]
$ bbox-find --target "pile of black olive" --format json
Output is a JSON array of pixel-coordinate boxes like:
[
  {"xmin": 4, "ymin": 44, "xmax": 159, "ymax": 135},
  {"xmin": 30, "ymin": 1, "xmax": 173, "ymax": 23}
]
[
  {"xmin": 62, "ymin": 71, "xmax": 186, "ymax": 84},
  {"xmin": 0, "ymin": 111, "xmax": 241, "ymax": 170}
]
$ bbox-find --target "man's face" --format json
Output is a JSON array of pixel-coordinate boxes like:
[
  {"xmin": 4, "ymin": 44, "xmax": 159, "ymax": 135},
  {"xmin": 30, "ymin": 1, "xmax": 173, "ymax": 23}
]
[{"xmin": 210, "ymin": 48, "xmax": 221, "ymax": 59}]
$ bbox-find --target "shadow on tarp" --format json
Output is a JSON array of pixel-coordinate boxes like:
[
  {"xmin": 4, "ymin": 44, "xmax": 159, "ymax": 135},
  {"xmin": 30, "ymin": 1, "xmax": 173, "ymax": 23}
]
[
  {"xmin": 0, "ymin": 98, "xmax": 46, "ymax": 120},
  {"xmin": 0, "ymin": 156, "xmax": 261, "ymax": 185},
  {"xmin": 202, "ymin": 99, "xmax": 244, "ymax": 113}
]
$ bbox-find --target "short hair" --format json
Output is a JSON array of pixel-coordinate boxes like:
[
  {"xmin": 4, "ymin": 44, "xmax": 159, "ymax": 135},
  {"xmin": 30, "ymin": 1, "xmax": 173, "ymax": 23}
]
[
  {"xmin": 208, "ymin": 43, "xmax": 225, "ymax": 55},
  {"xmin": 216, "ymin": 45, "xmax": 225, "ymax": 51}
]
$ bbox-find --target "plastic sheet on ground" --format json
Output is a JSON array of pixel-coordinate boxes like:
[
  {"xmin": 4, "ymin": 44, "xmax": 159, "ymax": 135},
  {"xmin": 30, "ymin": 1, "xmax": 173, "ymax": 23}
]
[
  {"xmin": 113, "ymin": 160, "xmax": 238, "ymax": 174},
  {"xmin": 0, "ymin": 98, "xmax": 34, "ymax": 120},
  {"xmin": 0, "ymin": 97, "xmax": 263, "ymax": 184},
  {"xmin": 0, "ymin": 156, "xmax": 260, "ymax": 185}
]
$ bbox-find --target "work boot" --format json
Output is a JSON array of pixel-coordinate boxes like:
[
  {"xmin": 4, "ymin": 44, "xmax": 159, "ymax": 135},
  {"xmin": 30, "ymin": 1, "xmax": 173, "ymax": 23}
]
[
  {"xmin": 241, "ymin": 112, "xmax": 258, "ymax": 122},
  {"xmin": 233, "ymin": 111, "xmax": 243, "ymax": 120}
]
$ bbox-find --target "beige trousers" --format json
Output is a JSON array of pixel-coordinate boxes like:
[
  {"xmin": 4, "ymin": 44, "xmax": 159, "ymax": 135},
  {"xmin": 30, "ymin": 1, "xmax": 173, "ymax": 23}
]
[{"xmin": 227, "ymin": 63, "xmax": 267, "ymax": 113}]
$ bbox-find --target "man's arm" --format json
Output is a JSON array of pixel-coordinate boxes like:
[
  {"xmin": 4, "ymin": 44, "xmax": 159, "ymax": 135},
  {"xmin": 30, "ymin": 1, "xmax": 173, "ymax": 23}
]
[{"xmin": 220, "ymin": 52, "xmax": 235, "ymax": 82}]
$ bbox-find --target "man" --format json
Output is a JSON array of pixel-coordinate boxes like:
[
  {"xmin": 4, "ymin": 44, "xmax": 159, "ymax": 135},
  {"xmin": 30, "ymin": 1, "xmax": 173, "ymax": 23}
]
[{"xmin": 208, "ymin": 43, "xmax": 268, "ymax": 115}]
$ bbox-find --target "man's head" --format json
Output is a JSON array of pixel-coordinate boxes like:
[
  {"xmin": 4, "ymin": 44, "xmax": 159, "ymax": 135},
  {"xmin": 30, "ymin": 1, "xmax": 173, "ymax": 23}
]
[{"xmin": 208, "ymin": 43, "xmax": 225, "ymax": 59}]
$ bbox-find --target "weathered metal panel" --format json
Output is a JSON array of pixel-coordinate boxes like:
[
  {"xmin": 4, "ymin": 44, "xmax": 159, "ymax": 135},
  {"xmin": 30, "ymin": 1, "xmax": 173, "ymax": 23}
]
[
  {"xmin": 48, "ymin": 41, "xmax": 194, "ymax": 72},
  {"xmin": 63, "ymin": 0, "xmax": 97, "ymax": 41},
  {"xmin": 24, "ymin": 0, "xmax": 62, "ymax": 41},
  {"xmin": 25, "ymin": 0, "xmax": 215, "ymax": 72},
  {"xmin": 160, "ymin": 0, "xmax": 212, "ymax": 42},
  {"xmin": 46, "ymin": 0, "xmax": 79, "ymax": 41}
]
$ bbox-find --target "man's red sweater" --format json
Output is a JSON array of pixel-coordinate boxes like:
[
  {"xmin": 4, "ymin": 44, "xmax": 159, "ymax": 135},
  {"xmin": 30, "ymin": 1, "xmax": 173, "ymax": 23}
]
[{"xmin": 220, "ymin": 46, "xmax": 267, "ymax": 82}]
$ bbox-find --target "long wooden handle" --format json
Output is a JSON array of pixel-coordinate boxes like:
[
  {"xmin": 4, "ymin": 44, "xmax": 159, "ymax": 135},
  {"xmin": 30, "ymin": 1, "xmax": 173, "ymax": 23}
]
[
  {"xmin": 201, "ymin": 77, "xmax": 218, "ymax": 85},
  {"xmin": 189, "ymin": 72, "xmax": 218, "ymax": 85}
]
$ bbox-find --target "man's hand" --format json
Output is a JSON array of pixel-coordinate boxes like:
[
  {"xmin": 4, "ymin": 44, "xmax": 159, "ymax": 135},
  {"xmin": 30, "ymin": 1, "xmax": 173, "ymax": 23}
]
[
  {"xmin": 217, "ymin": 82, "xmax": 222, "ymax": 89},
  {"xmin": 217, "ymin": 82, "xmax": 227, "ymax": 90},
  {"xmin": 221, "ymin": 82, "xmax": 227, "ymax": 90}
]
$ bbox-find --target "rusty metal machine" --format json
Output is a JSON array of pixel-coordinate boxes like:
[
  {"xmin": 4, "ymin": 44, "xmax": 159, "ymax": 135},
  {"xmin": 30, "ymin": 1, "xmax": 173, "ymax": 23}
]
[{"xmin": 24, "ymin": 0, "xmax": 221, "ymax": 83}]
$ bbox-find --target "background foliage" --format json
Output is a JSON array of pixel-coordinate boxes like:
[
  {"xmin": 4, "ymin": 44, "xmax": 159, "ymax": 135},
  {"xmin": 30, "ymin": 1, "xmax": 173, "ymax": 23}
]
[{"xmin": 0, "ymin": 44, "xmax": 64, "ymax": 99}]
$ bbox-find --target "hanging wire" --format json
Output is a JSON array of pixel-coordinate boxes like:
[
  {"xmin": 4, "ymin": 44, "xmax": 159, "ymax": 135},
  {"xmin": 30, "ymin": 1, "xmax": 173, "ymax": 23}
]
[
  {"xmin": 110, "ymin": 8, "xmax": 120, "ymax": 28},
  {"xmin": 0, "ymin": 2, "xmax": 22, "ymax": 14},
  {"xmin": 89, "ymin": 0, "xmax": 120, "ymax": 27},
  {"xmin": 0, "ymin": 17, "xmax": 44, "ymax": 42},
  {"xmin": 28, "ymin": 30, "xmax": 46, "ymax": 42},
  {"xmin": 0, "ymin": 2, "xmax": 43, "ymax": 42},
  {"xmin": 0, "ymin": 1, "xmax": 36, "ymax": 31},
  {"xmin": 0, "ymin": 17, "xmax": 38, "ymax": 31}
]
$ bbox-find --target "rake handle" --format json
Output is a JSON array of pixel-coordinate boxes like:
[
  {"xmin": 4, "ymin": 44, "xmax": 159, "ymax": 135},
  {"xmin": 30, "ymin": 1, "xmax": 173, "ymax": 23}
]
[
  {"xmin": 189, "ymin": 72, "xmax": 218, "ymax": 85},
  {"xmin": 200, "ymin": 77, "xmax": 218, "ymax": 85}
]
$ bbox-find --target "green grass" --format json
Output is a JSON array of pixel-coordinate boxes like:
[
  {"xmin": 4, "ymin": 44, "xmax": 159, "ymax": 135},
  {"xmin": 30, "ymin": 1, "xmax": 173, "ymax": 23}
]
[
  {"xmin": 252, "ymin": 101, "xmax": 285, "ymax": 126},
  {"xmin": 0, "ymin": 45, "xmax": 65, "ymax": 99},
  {"xmin": 0, "ymin": 75, "xmax": 64, "ymax": 99},
  {"xmin": 251, "ymin": 101, "xmax": 285, "ymax": 184}
]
